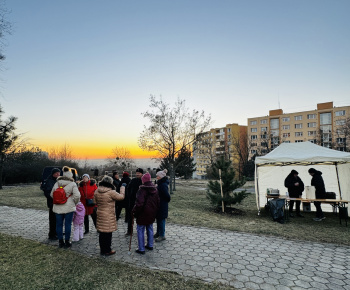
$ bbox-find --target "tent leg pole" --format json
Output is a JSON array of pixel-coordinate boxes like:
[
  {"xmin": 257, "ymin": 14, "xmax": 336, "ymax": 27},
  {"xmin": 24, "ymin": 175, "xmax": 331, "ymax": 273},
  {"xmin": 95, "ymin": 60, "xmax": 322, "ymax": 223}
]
[{"xmin": 335, "ymin": 163, "xmax": 342, "ymax": 200}]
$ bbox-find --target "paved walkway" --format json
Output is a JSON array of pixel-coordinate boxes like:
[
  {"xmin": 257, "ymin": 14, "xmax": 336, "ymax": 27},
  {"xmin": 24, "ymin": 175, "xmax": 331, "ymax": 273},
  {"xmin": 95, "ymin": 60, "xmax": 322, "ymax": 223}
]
[{"xmin": 0, "ymin": 205, "xmax": 349, "ymax": 289}]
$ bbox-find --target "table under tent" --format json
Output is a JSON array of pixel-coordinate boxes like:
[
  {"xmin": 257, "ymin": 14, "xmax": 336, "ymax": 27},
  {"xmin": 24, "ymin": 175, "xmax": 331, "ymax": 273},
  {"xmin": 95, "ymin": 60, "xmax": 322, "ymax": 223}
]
[{"xmin": 254, "ymin": 142, "xmax": 350, "ymax": 216}]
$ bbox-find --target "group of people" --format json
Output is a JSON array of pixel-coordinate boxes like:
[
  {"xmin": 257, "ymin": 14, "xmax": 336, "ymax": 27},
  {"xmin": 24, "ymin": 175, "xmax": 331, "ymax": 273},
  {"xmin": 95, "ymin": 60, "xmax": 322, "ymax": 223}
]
[
  {"xmin": 284, "ymin": 168, "xmax": 326, "ymax": 221},
  {"xmin": 41, "ymin": 166, "xmax": 170, "ymax": 255}
]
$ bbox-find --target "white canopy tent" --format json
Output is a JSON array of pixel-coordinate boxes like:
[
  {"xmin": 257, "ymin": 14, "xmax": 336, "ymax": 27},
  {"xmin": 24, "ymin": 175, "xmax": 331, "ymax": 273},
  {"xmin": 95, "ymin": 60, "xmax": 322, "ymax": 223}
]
[{"xmin": 255, "ymin": 142, "xmax": 350, "ymax": 215}]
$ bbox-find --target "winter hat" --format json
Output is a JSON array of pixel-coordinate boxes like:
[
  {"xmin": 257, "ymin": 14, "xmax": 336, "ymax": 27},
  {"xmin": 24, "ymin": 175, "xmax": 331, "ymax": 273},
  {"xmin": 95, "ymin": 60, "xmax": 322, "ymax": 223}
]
[
  {"xmin": 51, "ymin": 168, "xmax": 60, "ymax": 175},
  {"xmin": 141, "ymin": 172, "xmax": 151, "ymax": 183},
  {"xmin": 156, "ymin": 169, "xmax": 168, "ymax": 178},
  {"xmin": 291, "ymin": 170, "xmax": 298, "ymax": 175},
  {"xmin": 101, "ymin": 175, "xmax": 113, "ymax": 185},
  {"xmin": 62, "ymin": 166, "xmax": 73, "ymax": 179},
  {"xmin": 82, "ymin": 174, "xmax": 90, "ymax": 179},
  {"xmin": 122, "ymin": 171, "xmax": 129, "ymax": 178},
  {"xmin": 136, "ymin": 168, "xmax": 144, "ymax": 174},
  {"xmin": 308, "ymin": 168, "xmax": 316, "ymax": 174}
]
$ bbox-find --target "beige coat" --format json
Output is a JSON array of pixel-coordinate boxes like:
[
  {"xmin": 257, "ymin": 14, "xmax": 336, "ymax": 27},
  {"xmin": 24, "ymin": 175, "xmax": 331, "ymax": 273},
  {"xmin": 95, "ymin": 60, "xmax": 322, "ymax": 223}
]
[
  {"xmin": 93, "ymin": 181, "xmax": 125, "ymax": 233},
  {"xmin": 50, "ymin": 176, "xmax": 80, "ymax": 214}
]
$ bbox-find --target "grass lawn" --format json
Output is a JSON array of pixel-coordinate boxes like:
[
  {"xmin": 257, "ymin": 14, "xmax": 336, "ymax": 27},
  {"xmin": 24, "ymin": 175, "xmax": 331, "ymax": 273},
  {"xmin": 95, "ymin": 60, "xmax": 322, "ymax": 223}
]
[
  {"xmin": 0, "ymin": 181, "xmax": 349, "ymax": 245},
  {"xmin": 0, "ymin": 233, "xmax": 230, "ymax": 290}
]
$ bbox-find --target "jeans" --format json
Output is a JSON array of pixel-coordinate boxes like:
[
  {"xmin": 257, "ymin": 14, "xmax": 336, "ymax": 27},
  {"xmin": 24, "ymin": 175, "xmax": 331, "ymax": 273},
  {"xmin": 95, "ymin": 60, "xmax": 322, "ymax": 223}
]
[
  {"xmin": 156, "ymin": 218, "xmax": 166, "ymax": 237},
  {"xmin": 56, "ymin": 212, "xmax": 74, "ymax": 241},
  {"xmin": 136, "ymin": 224, "xmax": 154, "ymax": 251}
]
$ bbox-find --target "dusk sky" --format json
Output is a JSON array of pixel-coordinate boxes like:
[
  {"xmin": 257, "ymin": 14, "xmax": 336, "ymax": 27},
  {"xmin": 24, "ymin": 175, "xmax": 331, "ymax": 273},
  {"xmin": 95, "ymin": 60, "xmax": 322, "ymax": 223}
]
[{"xmin": 1, "ymin": 0, "xmax": 349, "ymax": 159}]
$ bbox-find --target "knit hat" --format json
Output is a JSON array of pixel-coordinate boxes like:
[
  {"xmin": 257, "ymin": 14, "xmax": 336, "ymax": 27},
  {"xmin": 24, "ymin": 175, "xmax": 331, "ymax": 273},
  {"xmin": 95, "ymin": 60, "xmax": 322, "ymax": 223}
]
[
  {"xmin": 156, "ymin": 169, "xmax": 168, "ymax": 178},
  {"xmin": 291, "ymin": 170, "xmax": 298, "ymax": 175},
  {"xmin": 122, "ymin": 171, "xmax": 129, "ymax": 178},
  {"xmin": 136, "ymin": 168, "xmax": 144, "ymax": 174},
  {"xmin": 141, "ymin": 172, "xmax": 151, "ymax": 183},
  {"xmin": 51, "ymin": 168, "xmax": 60, "ymax": 175},
  {"xmin": 82, "ymin": 173, "xmax": 90, "ymax": 179},
  {"xmin": 101, "ymin": 175, "xmax": 113, "ymax": 184},
  {"xmin": 62, "ymin": 166, "xmax": 73, "ymax": 179}
]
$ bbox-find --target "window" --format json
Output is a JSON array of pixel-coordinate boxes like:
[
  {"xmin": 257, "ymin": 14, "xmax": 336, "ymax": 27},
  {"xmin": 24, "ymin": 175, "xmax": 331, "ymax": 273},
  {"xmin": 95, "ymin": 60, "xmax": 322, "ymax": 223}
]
[
  {"xmin": 336, "ymin": 120, "xmax": 345, "ymax": 125},
  {"xmin": 283, "ymin": 141, "xmax": 291, "ymax": 143},
  {"xmin": 307, "ymin": 122, "xmax": 316, "ymax": 128},
  {"xmin": 307, "ymin": 114, "xmax": 316, "ymax": 119},
  {"xmin": 320, "ymin": 125, "xmax": 331, "ymax": 133},
  {"xmin": 251, "ymin": 142, "xmax": 257, "ymax": 147},
  {"xmin": 283, "ymin": 133, "xmax": 290, "ymax": 138},
  {"xmin": 227, "ymin": 128, "xmax": 231, "ymax": 132},
  {"xmin": 261, "ymin": 127, "xmax": 267, "ymax": 132},
  {"xmin": 250, "ymin": 120, "xmax": 257, "ymax": 125},
  {"xmin": 308, "ymin": 139, "xmax": 317, "ymax": 143},
  {"xmin": 260, "ymin": 134, "xmax": 267, "ymax": 139},
  {"xmin": 261, "ymin": 142, "xmax": 268, "ymax": 147},
  {"xmin": 335, "ymin": 110, "xmax": 345, "ymax": 116},
  {"xmin": 295, "ymin": 140, "xmax": 303, "ymax": 143},
  {"xmin": 251, "ymin": 128, "xmax": 257, "ymax": 132},
  {"xmin": 270, "ymin": 119, "xmax": 279, "ymax": 129},
  {"xmin": 295, "ymin": 115, "xmax": 302, "ymax": 121},
  {"xmin": 251, "ymin": 135, "xmax": 257, "ymax": 140},
  {"xmin": 295, "ymin": 124, "xmax": 302, "ymax": 129},
  {"xmin": 282, "ymin": 117, "xmax": 290, "ymax": 122},
  {"xmin": 295, "ymin": 132, "xmax": 303, "ymax": 137},
  {"xmin": 337, "ymin": 138, "xmax": 346, "ymax": 143},
  {"xmin": 282, "ymin": 125, "xmax": 290, "ymax": 130},
  {"xmin": 320, "ymin": 112, "xmax": 331, "ymax": 125},
  {"xmin": 308, "ymin": 131, "xmax": 316, "ymax": 136},
  {"xmin": 260, "ymin": 119, "xmax": 267, "ymax": 124}
]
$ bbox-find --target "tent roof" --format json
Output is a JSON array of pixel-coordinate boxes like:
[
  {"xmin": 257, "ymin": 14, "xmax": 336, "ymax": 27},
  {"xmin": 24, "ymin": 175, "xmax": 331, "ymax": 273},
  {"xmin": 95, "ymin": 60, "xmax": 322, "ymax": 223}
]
[{"xmin": 255, "ymin": 142, "xmax": 350, "ymax": 165}]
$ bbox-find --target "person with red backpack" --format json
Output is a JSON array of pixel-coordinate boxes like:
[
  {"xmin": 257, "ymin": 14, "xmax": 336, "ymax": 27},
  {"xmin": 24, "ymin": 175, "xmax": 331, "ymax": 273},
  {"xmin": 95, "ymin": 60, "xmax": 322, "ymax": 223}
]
[{"xmin": 50, "ymin": 166, "xmax": 80, "ymax": 248}]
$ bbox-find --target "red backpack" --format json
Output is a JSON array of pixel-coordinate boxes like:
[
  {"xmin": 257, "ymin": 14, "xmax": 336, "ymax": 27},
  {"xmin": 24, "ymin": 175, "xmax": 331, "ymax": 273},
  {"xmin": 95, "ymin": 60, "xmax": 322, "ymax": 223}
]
[{"xmin": 53, "ymin": 185, "xmax": 72, "ymax": 205}]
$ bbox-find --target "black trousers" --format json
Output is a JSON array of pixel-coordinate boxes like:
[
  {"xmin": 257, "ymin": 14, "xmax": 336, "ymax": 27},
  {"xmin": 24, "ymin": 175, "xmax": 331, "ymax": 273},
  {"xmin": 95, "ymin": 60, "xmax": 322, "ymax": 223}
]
[
  {"xmin": 289, "ymin": 200, "xmax": 301, "ymax": 213},
  {"xmin": 99, "ymin": 232, "xmax": 112, "ymax": 254},
  {"xmin": 48, "ymin": 207, "xmax": 56, "ymax": 237},
  {"xmin": 84, "ymin": 211, "xmax": 97, "ymax": 233},
  {"xmin": 314, "ymin": 201, "xmax": 324, "ymax": 218}
]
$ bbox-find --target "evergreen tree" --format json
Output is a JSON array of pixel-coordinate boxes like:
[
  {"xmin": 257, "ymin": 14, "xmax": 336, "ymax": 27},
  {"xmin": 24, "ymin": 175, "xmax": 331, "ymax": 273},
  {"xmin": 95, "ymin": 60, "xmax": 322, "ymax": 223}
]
[
  {"xmin": 174, "ymin": 148, "xmax": 196, "ymax": 179},
  {"xmin": 207, "ymin": 157, "xmax": 248, "ymax": 210}
]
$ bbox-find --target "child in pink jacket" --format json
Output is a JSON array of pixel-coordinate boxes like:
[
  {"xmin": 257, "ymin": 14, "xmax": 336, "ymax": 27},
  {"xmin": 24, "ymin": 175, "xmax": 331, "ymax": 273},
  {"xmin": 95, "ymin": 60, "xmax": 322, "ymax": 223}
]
[{"xmin": 72, "ymin": 201, "xmax": 86, "ymax": 242}]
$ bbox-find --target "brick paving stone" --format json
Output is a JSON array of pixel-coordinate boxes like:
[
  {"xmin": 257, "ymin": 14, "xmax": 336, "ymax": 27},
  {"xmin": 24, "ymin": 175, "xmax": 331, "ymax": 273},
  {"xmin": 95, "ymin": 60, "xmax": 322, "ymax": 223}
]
[
  {"xmin": 244, "ymin": 281, "xmax": 260, "ymax": 289},
  {"xmin": 294, "ymin": 279, "xmax": 311, "ymax": 288},
  {"xmin": 310, "ymin": 281, "xmax": 330, "ymax": 289}
]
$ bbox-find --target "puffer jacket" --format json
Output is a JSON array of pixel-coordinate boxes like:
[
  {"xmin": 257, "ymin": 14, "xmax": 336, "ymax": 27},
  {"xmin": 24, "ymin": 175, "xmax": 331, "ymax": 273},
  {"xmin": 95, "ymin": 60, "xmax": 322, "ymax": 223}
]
[
  {"xmin": 156, "ymin": 177, "xmax": 171, "ymax": 219},
  {"xmin": 73, "ymin": 202, "xmax": 86, "ymax": 225},
  {"xmin": 78, "ymin": 179, "xmax": 98, "ymax": 215},
  {"xmin": 50, "ymin": 176, "xmax": 80, "ymax": 214},
  {"xmin": 133, "ymin": 181, "xmax": 160, "ymax": 225},
  {"xmin": 93, "ymin": 181, "xmax": 125, "ymax": 233}
]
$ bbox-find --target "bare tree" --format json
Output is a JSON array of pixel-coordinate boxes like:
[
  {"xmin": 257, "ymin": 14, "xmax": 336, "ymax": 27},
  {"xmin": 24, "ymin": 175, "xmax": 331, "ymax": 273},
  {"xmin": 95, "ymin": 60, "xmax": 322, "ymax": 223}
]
[
  {"xmin": 335, "ymin": 117, "xmax": 350, "ymax": 151},
  {"xmin": 139, "ymin": 95, "xmax": 211, "ymax": 193},
  {"xmin": 229, "ymin": 128, "xmax": 250, "ymax": 179},
  {"xmin": 105, "ymin": 146, "xmax": 135, "ymax": 171},
  {"xmin": 48, "ymin": 143, "xmax": 74, "ymax": 162}
]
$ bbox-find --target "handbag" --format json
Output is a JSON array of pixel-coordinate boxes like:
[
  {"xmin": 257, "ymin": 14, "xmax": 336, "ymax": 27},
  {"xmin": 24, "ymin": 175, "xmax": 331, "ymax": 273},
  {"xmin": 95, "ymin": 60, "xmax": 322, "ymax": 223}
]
[{"xmin": 86, "ymin": 198, "xmax": 95, "ymax": 207}]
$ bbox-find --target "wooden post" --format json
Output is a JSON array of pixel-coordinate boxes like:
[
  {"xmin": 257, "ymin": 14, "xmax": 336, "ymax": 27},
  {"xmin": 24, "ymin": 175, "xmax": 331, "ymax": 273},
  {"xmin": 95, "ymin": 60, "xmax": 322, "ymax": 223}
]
[{"xmin": 219, "ymin": 169, "xmax": 224, "ymax": 213}]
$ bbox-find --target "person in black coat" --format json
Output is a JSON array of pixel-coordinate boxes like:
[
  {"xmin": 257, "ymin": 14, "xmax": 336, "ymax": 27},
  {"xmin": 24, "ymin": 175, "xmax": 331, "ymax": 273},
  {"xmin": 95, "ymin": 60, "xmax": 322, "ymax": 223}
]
[
  {"xmin": 284, "ymin": 169, "xmax": 304, "ymax": 217},
  {"xmin": 40, "ymin": 168, "xmax": 61, "ymax": 240},
  {"xmin": 308, "ymin": 168, "xmax": 326, "ymax": 221},
  {"xmin": 154, "ymin": 169, "xmax": 171, "ymax": 242},
  {"xmin": 125, "ymin": 168, "xmax": 143, "ymax": 235},
  {"xmin": 115, "ymin": 171, "xmax": 131, "ymax": 221}
]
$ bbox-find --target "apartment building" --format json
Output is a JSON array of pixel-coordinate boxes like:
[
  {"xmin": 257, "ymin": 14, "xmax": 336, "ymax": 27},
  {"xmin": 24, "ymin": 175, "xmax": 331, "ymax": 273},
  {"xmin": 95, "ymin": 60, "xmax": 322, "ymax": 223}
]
[
  {"xmin": 193, "ymin": 123, "xmax": 247, "ymax": 179},
  {"xmin": 247, "ymin": 101, "xmax": 350, "ymax": 158}
]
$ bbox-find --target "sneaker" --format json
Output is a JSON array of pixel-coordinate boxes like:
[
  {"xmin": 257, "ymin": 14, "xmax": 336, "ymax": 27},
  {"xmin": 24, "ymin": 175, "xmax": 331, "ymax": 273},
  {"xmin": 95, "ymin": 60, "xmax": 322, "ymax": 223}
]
[
  {"xmin": 313, "ymin": 217, "xmax": 322, "ymax": 222},
  {"xmin": 155, "ymin": 236, "xmax": 166, "ymax": 242},
  {"xmin": 135, "ymin": 249, "xmax": 145, "ymax": 255},
  {"xmin": 64, "ymin": 241, "xmax": 72, "ymax": 248},
  {"xmin": 145, "ymin": 245, "xmax": 153, "ymax": 250},
  {"xmin": 321, "ymin": 217, "xmax": 326, "ymax": 220}
]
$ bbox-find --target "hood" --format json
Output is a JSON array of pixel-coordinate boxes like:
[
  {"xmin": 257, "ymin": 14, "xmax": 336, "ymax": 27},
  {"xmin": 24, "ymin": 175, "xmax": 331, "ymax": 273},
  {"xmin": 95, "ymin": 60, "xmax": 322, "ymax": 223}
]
[
  {"xmin": 76, "ymin": 202, "xmax": 85, "ymax": 212},
  {"xmin": 57, "ymin": 176, "xmax": 74, "ymax": 182},
  {"xmin": 157, "ymin": 176, "xmax": 169, "ymax": 185},
  {"xmin": 314, "ymin": 170, "xmax": 322, "ymax": 176},
  {"xmin": 97, "ymin": 181, "xmax": 115, "ymax": 193},
  {"xmin": 140, "ymin": 181, "xmax": 158, "ymax": 194},
  {"xmin": 79, "ymin": 179, "xmax": 96, "ymax": 187}
]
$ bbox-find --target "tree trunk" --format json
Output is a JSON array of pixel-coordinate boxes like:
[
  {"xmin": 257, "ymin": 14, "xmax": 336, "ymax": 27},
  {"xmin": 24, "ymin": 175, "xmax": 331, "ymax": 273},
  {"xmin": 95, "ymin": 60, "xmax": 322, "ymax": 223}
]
[{"xmin": 0, "ymin": 159, "xmax": 3, "ymax": 189}]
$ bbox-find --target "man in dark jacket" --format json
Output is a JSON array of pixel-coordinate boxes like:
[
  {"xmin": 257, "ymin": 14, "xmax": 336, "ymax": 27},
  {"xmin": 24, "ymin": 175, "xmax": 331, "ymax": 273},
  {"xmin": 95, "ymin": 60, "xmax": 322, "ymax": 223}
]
[
  {"xmin": 284, "ymin": 169, "xmax": 304, "ymax": 217},
  {"xmin": 132, "ymin": 172, "xmax": 160, "ymax": 254},
  {"xmin": 125, "ymin": 168, "xmax": 143, "ymax": 236},
  {"xmin": 308, "ymin": 168, "xmax": 326, "ymax": 221},
  {"xmin": 40, "ymin": 168, "xmax": 61, "ymax": 239}
]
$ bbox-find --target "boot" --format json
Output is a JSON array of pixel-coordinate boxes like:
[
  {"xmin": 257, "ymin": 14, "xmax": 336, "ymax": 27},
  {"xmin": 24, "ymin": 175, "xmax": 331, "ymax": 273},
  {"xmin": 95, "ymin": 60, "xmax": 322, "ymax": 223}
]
[
  {"xmin": 64, "ymin": 240, "xmax": 72, "ymax": 248},
  {"xmin": 59, "ymin": 239, "xmax": 65, "ymax": 248}
]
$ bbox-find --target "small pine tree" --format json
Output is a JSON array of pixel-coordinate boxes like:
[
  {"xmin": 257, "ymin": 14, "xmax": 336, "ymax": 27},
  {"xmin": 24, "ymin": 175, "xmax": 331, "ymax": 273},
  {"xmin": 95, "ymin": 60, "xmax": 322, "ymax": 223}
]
[{"xmin": 207, "ymin": 157, "xmax": 248, "ymax": 210}]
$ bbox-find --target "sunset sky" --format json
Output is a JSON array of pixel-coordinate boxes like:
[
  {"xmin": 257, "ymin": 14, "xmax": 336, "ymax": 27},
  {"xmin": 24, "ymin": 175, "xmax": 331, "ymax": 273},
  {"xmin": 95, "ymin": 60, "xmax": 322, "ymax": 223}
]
[{"xmin": 1, "ymin": 0, "xmax": 349, "ymax": 159}]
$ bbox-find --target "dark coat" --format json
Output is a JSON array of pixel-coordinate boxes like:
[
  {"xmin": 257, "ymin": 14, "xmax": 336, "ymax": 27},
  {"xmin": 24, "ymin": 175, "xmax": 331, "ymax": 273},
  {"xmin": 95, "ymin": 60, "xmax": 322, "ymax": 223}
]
[
  {"xmin": 116, "ymin": 176, "xmax": 131, "ymax": 208},
  {"xmin": 156, "ymin": 177, "xmax": 171, "ymax": 219},
  {"xmin": 311, "ymin": 170, "xmax": 326, "ymax": 198},
  {"xmin": 132, "ymin": 181, "xmax": 160, "ymax": 225},
  {"xmin": 112, "ymin": 177, "xmax": 120, "ymax": 190},
  {"xmin": 40, "ymin": 174, "xmax": 58, "ymax": 208},
  {"xmin": 126, "ymin": 177, "xmax": 142, "ymax": 209},
  {"xmin": 284, "ymin": 174, "xmax": 304, "ymax": 198}
]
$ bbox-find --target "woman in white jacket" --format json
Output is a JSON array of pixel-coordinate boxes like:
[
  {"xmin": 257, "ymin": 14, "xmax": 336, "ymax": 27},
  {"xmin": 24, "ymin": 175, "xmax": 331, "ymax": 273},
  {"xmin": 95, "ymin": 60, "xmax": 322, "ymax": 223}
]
[{"xmin": 51, "ymin": 166, "xmax": 80, "ymax": 248}]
